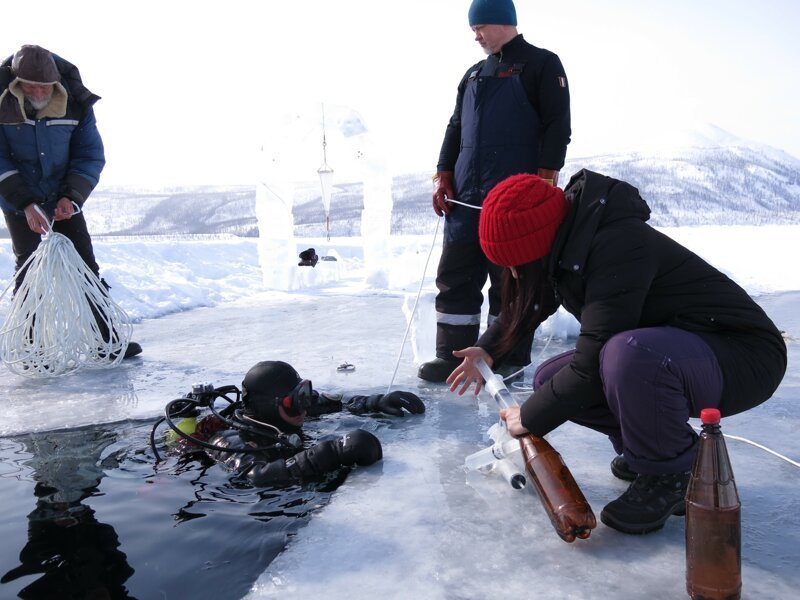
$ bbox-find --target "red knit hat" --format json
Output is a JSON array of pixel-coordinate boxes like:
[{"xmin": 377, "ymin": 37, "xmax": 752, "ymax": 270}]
[{"xmin": 479, "ymin": 174, "xmax": 569, "ymax": 267}]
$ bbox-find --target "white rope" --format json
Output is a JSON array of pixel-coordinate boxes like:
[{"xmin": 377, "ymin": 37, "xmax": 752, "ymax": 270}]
[
  {"xmin": 689, "ymin": 425, "xmax": 800, "ymax": 470},
  {"xmin": 0, "ymin": 206, "xmax": 132, "ymax": 377},
  {"xmin": 507, "ymin": 332, "xmax": 554, "ymax": 387},
  {"xmin": 446, "ymin": 198, "xmax": 482, "ymax": 210},
  {"xmin": 386, "ymin": 216, "xmax": 442, "ymax": 394}
]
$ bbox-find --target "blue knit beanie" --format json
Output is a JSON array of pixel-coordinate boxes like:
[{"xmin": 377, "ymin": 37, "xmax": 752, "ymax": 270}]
[{"xmin": 468, "ymin": 0, "xmax": 517, "ymax": 26}]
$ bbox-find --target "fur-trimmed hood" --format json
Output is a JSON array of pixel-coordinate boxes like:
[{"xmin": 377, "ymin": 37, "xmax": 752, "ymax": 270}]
[
  {"xmin": 0, "ymin": 79, "xmax": 68, "ymax": 123},
  {"xmin": 0, "ymin": 51, "xmax": 100, "ymax": 124}
]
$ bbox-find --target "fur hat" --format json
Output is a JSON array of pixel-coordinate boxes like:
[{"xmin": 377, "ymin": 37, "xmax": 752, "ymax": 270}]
[
  {"xmin": 468, "ymin": 0, "xmax": 517, "ymax": 27},
  {"xmin": 11, "ymin": 45, "xmax": 59, "ymax": 84},
  {"xmin": 479, "ymin": 174, "xmax": 569, "ymax": 267},
  {"xmin": 0, "ymin": 44, "xmax": 68, "ymax": 124}
]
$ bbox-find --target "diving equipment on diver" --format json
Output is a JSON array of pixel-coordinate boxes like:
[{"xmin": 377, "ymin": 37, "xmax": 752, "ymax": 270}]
[{"xmin": 149, "ymin": 382, "xmax": 302, "ymax": 462}]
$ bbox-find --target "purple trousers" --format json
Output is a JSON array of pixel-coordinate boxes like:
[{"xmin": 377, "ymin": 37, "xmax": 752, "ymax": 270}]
[{"xmin": 533, "ymin": 327, "xmax": 723, "ymax": 474}]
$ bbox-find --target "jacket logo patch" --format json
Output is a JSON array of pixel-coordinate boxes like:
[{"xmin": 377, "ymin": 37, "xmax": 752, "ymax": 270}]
[{"xmin": 558, "ymin": 76, "xmax": 567, "ymax": 88}]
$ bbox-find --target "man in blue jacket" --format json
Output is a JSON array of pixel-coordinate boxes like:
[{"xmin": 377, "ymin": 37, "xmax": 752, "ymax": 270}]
[
  {"xmin": 0, "ymin": 44, "xmax": 140, "ymax": 358},
  {"xmin": 419, "ymin": 0, "xmax": 571, "ymax": 382}
]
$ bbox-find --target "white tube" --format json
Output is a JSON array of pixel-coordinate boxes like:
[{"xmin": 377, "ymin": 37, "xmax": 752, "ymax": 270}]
[
  {"xmin": 477, "ymin": 359, "xmax": 519, "ymax": 409},
  {"xmin": 493, "ymin": 457, "xmax": 527, "ymax": 490},
  {"xmin": 463, "ymin": 358, "xmax": 527, "ymax": 489},
  {"xmin": 464, "ymin": 437, "xmax": 521, "ymax": 471}
]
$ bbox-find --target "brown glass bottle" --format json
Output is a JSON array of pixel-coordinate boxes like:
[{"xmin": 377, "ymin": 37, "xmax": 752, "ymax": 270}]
[
  {"xmin": 518, "ymin": 434, "xmax": 596, "ymax": 543},
  {"xmin": 686, "ymin": 408, "xmax": 741, "ymax": 600}
]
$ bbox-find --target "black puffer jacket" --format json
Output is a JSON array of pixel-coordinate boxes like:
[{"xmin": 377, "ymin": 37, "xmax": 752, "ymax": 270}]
[{"xmin": 480, "ymin": 169, "xmax": 787, "ymax": 436}]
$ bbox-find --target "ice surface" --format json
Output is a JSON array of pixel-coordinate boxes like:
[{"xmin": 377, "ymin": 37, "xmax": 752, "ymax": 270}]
[{"xmin": 1, "ymin": 228, "xmax": 798, "ymax": 599}]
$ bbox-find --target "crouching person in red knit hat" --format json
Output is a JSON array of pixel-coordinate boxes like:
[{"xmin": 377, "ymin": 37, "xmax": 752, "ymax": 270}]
[{"xmin": 447, "ymin": 170, "xmax": 786, "ymax": 534}]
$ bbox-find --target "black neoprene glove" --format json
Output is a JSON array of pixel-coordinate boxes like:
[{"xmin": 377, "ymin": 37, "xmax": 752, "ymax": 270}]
[
  {"xmin": 245, "ymin": 459, "xmax": 292, "ymax": 486},
  {"xmin": 285, "ymin": 429, "xmax": 382, "ymax": 479},
  {"xmin": 347, "ymin": 391, "xmax": 425, "ymax": 417}
]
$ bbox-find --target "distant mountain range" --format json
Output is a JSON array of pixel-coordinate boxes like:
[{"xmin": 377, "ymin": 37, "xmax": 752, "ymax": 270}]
[{"xmin": 3, "ymin": 135, "xmax": 799, "ymax": 239}]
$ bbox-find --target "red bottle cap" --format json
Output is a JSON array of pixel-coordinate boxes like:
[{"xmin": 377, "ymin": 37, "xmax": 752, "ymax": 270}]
[{"xmin": 700, "ymin": 408, "xmax": 721, "ymax": 425}]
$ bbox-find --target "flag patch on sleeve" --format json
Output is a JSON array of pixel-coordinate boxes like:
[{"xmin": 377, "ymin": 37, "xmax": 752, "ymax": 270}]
[{"xmin": 558, "ymin": 76, "xmax": 567, "ymax": 88}]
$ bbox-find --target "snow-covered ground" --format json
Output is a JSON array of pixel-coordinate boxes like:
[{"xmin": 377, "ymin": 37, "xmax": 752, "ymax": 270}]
[{"xmin": 0, "ymin": 225, "xmax": 798, "ymax": 599}]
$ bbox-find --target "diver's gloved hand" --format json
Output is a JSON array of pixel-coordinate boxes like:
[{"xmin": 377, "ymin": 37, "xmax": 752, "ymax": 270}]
[
  {"xmin": 245, "ymin": 459, "xmax": 293, "ymax": 486},
  {"xmin": 371, "ymin": 391, "xmax": 425, "ymax": 416},
  {"xmin": 347, "ymin": 391, "xmax": 425, "ymax": 417},
  {"xmin": 336, "ymin": 429, "xmax": 383, "ymax": 466},
  {"xmin": 286, "ymin": 430, "xmax": 382, "ymax": 478}
]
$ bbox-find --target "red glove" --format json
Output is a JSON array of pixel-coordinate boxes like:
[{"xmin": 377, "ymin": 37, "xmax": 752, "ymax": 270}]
[{"xmin": 432, "ymin": 171, "xmax": 455, "ymax": 216}]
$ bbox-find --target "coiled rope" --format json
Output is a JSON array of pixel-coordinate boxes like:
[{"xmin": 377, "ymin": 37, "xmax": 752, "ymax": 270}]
[{"xmin": 0, "ymin": 205, "xmax": 132, "ymax": 377}]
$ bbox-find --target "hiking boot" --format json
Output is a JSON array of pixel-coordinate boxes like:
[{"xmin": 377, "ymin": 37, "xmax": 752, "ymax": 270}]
[
  {"xmin": 104, "ymin": 342, "xmax": 143, "ymax": 360},
  {"xmin": 104, "ymin": 341, "xmax": 142, "ymax": 360},
  {"xmin": 123, "ymin": 342, "xmax": 142, "ymax": 359},
  {"xmin": 610, "ymin": 455, "xmax": 638, "ymax": 482},
  {"xmin": 600, "ymin": 471, "xmax": 690, "ymax": 534},
  {"xmin": 100, "ymin": 342, "xmax": 142, "ymax": 361},
  {"xmin": 418, "ymin": 357, "xmax": 460, "ymax": 383}
]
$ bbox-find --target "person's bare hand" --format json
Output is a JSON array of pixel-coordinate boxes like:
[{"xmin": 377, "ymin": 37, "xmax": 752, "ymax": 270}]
[
  {"xmin": 500, "ymin": 406, "xmax": 528, "ymax": 437},
  {"xmin": 23, "ymin": 204, "xmax": 50, "ymax": 234},
  {"xmin": 54, "ymin": 197, "xmax": 75, "ymax": 221},
  {"xmin": 432, "ymin": 171, "xmax": 455, "ymax": 216},
  {"xmin": 446, "ymin": 346, "xmax": 492, "ymax": 396}
]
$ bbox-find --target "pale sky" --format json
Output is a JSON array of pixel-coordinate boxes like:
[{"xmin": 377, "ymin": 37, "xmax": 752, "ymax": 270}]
[{"xmin": 10, "ymin": 0, "xmax": 800, "ymax": 186}]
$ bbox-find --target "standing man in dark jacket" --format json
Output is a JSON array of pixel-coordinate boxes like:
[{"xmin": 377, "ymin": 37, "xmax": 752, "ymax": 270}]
[
  {"xmin": 0, "ymin": 44, "xmax": 140, "ymax": 358},
  {"xmin": 448, "ymin": 171, "xmax": 787, "ymax": 534},
  {"xmin": 420, "ymin": 0, "xmax": 571, "ymax": 383}
]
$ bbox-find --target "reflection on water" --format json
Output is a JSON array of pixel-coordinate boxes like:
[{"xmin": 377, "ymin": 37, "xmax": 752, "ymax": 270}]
[
  {"xmin": 0, "ymin": 421, "xmax": 347, "ymax": 599},
  {"xmin": 1, "ymin": 428, "xmax": 134, "ymax": 599}
]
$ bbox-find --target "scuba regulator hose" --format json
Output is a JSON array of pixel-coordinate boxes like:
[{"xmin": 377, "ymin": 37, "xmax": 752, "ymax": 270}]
[{"xmin": 150, "ymin": 384, "xmax": 301, "ymax": 462}]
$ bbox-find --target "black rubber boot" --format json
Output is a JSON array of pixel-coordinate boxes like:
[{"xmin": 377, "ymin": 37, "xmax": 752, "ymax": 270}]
[
  {"xmin": 418, "ymin": 357, "xmax": 460, "ymax": 383},
  {"xmin": 419, "ymin": 322, "xmax": 479, "ymax": 382},
  {"xmin": 123, "ymin": 342, "xmax": 143, "ymax": 359},
  {"xmin": 600, "ymin": 471, "xmax": 690, "ymax": 534},
  {"xmin": 610, "ymin": 455, "xmax": 638, "ymax": 482}
]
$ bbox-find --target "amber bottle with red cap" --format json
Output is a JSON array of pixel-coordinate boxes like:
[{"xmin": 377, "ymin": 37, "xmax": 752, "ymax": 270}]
[{"xmin": 685, "ymin": 408, "xmax": 741, "ymax": 600}]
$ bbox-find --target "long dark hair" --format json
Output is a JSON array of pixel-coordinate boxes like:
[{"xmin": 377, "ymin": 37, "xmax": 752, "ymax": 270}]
[{"xmin": 494, "ymin": 257, "xmax": 554, "ymax": 358}]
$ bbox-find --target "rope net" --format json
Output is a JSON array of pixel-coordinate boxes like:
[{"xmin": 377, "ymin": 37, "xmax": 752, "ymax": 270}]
[{"xmin": 0, "ymin": 230, "xmax": 132, "ymax": 377}]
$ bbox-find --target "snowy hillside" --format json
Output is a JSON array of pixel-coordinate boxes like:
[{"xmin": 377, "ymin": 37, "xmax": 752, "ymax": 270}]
[
  {"xmin": 1, "ymin": 131, "xmax": 799, "ymax": 240},
  {"xmin": 568, "ymin": 144, "xmax": 800, "ymax": 227}
]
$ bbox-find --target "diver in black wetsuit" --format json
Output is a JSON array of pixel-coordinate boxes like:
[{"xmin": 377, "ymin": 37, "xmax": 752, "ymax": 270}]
[{"xmin": 159, "ymin": 360, "xmax": 425, "ymax": 486}]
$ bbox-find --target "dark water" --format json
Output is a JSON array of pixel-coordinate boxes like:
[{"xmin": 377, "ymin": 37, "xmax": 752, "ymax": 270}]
[{"xmin": 0, "ymin": 420, "xmax": 347, "ymax": 600}]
